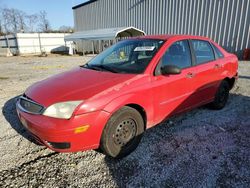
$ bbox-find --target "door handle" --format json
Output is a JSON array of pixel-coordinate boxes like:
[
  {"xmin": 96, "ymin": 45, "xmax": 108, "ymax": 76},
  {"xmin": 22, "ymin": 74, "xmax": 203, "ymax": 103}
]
[
  {"xmin": 214, "ymin": 64, "xmax": 221, "ymax": 69},
  {"xmin": 186, "ymin": 72, "xmax": 195, "ymax": 78}
]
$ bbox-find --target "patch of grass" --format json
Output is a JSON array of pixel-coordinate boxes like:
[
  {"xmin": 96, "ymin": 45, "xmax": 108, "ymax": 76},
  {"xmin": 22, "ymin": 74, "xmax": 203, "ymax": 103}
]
[
  {"xmin": 0, "ymin": 76, "xmax": 9, "ymax": 80},
  {"xmin": 32, "ymin": 65, "xmax": 65, "ymax": 70}
]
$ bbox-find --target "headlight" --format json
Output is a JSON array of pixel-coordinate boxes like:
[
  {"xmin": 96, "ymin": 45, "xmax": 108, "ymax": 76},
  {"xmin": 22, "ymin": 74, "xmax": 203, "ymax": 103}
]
[{"xmin": 43, "ymin": 101, "xmax": 83, "ymax": 119}]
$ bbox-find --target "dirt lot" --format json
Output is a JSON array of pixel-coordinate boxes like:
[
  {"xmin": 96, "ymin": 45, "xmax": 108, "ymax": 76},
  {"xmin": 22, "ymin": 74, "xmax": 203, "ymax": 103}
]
[{"xmin": 0, "ymin": 55, "xmax": 249, "ymax": 187}]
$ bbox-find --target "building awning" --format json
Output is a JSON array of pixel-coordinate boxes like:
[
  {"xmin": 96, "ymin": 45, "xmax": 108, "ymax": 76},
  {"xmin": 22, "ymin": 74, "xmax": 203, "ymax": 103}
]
[{"xmin": 64, "ymin": 26, "xmax": 146, "ymax": 41}]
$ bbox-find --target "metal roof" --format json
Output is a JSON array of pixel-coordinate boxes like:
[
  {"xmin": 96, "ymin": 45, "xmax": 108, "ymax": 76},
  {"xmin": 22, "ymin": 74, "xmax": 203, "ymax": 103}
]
[
  {"xmin": 72, "ymin": 0, "xmax": 97, "ymax": 10},
  {"xmin": 64, "ymin": 26, "xmax": 146, "ymax": 41}
]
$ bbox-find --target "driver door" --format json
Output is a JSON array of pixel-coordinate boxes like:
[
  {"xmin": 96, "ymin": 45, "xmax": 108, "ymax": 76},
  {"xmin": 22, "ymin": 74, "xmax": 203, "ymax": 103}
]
[{"xmin": 151, "ymin": 40, "xmax": 197, "ymax": 124}]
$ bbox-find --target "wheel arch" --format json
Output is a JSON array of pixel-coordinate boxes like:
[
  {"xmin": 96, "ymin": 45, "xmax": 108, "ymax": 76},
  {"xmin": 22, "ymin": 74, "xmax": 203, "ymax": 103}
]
[
  {"xmin": 125, "ymin": 103, "xmax": 147, "ymax": 130},
  {"xmin": 103, "ymin": 94, "xmax": 152, "ymax": 129},
  {"xmin": 224, "ymin": 77, "xmax": 236, "ymax": 90}
]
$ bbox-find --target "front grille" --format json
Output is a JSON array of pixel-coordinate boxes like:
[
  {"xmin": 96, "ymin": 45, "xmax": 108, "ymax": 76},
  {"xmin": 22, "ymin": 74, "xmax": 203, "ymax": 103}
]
[{"xmin": 18, "ymin": 96, "xmax": 44, "ymax": 114}]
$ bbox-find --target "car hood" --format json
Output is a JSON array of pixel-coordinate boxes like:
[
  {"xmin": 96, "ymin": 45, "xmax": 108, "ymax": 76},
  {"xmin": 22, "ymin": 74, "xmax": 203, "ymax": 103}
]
[{"xmin": 25, "ymin": 67, "xmax": 136, "ymax": 107}]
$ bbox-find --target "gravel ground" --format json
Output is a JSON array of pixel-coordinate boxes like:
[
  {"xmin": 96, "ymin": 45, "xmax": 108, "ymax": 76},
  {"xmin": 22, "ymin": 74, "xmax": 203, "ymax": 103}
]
[{"xmin": 0, "ymin": 55, "xmax": 249, "ymax": 187}]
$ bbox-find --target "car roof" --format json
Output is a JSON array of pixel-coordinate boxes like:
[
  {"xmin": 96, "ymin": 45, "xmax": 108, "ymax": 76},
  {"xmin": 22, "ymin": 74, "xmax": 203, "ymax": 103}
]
[{"xmin": 133, "ymin": 34, "xmax": 210, "ymax": 41}]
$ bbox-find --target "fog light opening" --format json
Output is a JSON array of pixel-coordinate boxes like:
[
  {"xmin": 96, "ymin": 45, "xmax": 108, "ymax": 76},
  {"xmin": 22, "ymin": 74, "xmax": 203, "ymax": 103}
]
[{"xmin": 46, "ymin": 141, "xmax": 70, "ymax": 149}]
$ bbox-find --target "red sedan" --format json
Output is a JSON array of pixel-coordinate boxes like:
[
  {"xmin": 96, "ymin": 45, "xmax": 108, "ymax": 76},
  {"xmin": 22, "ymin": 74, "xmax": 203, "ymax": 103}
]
[{"xmin": 16, "ymin": 35, "xmax": 238, "ymax": 158}]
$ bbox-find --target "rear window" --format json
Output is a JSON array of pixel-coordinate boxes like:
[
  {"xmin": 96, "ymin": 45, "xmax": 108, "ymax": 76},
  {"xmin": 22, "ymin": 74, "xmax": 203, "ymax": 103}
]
[
  {"xmin": 211, "ymin": 43, "xmax": 224, "ymax": 59},
  {"xmin": 191, "ymin": 40, "xmax": 215, "ymax": 64}
]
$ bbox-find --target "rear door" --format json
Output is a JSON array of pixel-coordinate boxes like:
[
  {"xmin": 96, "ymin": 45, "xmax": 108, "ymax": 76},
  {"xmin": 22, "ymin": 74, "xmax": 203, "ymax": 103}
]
[
  {"xmin": 189, "ymin": 39, "xmax": 223, "ymax": 104},
  {"xmin": 151, "ymin": 40, "xmax": 197, "ymax": 123}
]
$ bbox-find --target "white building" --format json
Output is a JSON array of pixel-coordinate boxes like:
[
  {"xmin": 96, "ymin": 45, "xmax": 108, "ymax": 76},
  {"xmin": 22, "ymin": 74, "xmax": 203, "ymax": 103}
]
[{"xmin": 0, "ymin": 33, "xmax": 71, "ymax": 56}]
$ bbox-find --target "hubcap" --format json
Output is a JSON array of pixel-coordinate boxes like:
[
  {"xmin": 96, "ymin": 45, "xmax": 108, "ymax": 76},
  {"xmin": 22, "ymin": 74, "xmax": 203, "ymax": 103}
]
[{"xmin": 114, "ymin": 119, "xmax": 136, "ymax": 146}]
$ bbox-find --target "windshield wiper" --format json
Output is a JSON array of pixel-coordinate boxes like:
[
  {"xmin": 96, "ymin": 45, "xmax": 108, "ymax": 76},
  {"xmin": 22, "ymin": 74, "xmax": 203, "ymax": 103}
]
[
  {"xmin": 97, "ymin": 64, "xmax": 118, "ymax": 73},
  {"xmin": 81, "ymin": 63, "xmax": 102, "ymax": 71},
  {"xmin": 81, "ymin": 63, "xmax": 118, "ymax": 73},
  {"xmin": 90, "ymin": 64, "xmax": 118, "ymax": 73},
  {"xmin": 81, "ymin": 63, "xmax": 90, "ymax": 68}
]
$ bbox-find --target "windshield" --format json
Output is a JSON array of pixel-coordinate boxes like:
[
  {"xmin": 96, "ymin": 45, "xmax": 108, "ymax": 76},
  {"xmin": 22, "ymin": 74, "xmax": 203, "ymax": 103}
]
[{"xmin": 83, "ymin": 39, "xmax": 165, "ymax": 74}]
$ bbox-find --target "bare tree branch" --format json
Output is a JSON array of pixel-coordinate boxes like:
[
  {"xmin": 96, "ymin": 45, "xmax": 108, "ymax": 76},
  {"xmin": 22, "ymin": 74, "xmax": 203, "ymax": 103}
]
[
  {"xmin": 0, "ymin": 8, "xmax": 56, "ymax": 34},
  {"xmin": 1, "ymin": 8, "xmax": 27, "ymax": 33},
  {"xmin": 0, "ymin": 9, "xmax": 3, "ymax": 35},
  {"xmin": 58, "ymin": 25, "xmax": 74, "ymax": 33},
  {"xmin": 17, "ymin": 10, "xmax": 27, "ymax": 32},
  {"xmin": 38, "ymin": 10, "xmax": 51, "ymax": 32},
  {"xmin": 26, "ymin": 14, "xmax": 38, "ymax": 32}
]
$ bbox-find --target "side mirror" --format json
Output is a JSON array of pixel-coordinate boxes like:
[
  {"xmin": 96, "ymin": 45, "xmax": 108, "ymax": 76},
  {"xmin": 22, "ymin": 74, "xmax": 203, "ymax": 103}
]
[{"xmin": 161, "ymin": 65, "xmax": 181, "ymax": 75}]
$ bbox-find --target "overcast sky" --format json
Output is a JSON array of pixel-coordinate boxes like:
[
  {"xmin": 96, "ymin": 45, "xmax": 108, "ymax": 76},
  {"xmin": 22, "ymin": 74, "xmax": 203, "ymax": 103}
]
[{"xmin": 0, "ymin": 0, "xmax": 88, "ymax": 29}]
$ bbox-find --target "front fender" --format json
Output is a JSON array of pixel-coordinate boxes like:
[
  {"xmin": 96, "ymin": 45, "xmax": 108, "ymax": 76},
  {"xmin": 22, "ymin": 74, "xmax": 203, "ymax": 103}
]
[{"xmin": 103, "ymin": 93, "xmax": 154, "ymax": 128}]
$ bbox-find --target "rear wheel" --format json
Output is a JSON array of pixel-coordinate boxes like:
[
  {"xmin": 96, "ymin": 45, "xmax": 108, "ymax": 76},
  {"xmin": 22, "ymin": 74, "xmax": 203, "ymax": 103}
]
[
  {"xmin": 100, "ymin": 106, "xmax": 144, "ymax": 158},
  {"xmin": 209, "ymin": 80, "xmax": 230, "ymax": 110}
]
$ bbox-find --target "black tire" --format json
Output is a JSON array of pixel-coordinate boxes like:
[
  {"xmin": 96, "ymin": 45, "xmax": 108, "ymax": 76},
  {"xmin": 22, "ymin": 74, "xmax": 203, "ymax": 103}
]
[
  {"xmin": 209, "ymin": 80, "xmax": 230, "ymax": 110},
  {"xmin": 100, "ymin": 106, "xmax": 144, "ymax": 159}
]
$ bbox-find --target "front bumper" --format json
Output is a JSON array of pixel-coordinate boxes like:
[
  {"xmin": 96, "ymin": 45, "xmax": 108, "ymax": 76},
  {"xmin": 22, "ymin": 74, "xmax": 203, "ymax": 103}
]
[
  {"xmin": 231, "ymin": 72, "xmax": 239, "ymax": 90},
  {"xmin": 16, "ymin": 103, "xmax": 110, "ymax": 152}
]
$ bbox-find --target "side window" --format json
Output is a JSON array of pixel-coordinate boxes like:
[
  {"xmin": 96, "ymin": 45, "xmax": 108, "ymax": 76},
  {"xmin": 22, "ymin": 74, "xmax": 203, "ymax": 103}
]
[
  {"xmin": 211, "ymin": 43, "xmax": 224, "ymax": 59},
  {"xmin": 191, "ymin": 40, "xmax": 215, "ymax": 64},
  {"xmin": 161, "ymin": 40, "xmax": 192, "ymax": 69}
]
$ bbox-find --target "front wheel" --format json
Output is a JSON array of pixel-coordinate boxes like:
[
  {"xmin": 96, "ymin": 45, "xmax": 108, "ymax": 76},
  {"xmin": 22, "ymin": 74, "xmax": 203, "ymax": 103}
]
[
  {"xmin": 100, "ymin": 106, "xmax": 144, "ymax": 158},
  {"xmin": 209, "ymin": 80, "xmax": 230, "ymax": 110}
]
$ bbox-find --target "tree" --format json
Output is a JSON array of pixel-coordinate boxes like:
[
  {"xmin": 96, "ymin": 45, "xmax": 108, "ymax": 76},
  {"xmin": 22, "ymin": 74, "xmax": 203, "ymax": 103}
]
[
  {"xmin": 0, "ymin": 12, "xmax": 3, "ymax": 35},
  {"xmin": 38, "ymin": 10, "xmax": 50, "ymax": 32},
  {"xmin": 0, "ymin": 8, "xmax": 27, "ymax": 33},
  {"xmin": 1, "ymin": 8, "xmax": 17, "ymax": 33},
  {"xmin": 17, "ymin": 10, "xmax": 26, "ymax": 32},
  {"xmin": 58, "ymin": 25, "xmax": 74, "ymax": 33},
  {"xmin": 26, "ymin": 14, "xmax": 38, "ymax": 32},
  {"xmin": 0, "ymin": 8, "xmax": 61, "ymax": 34}
]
